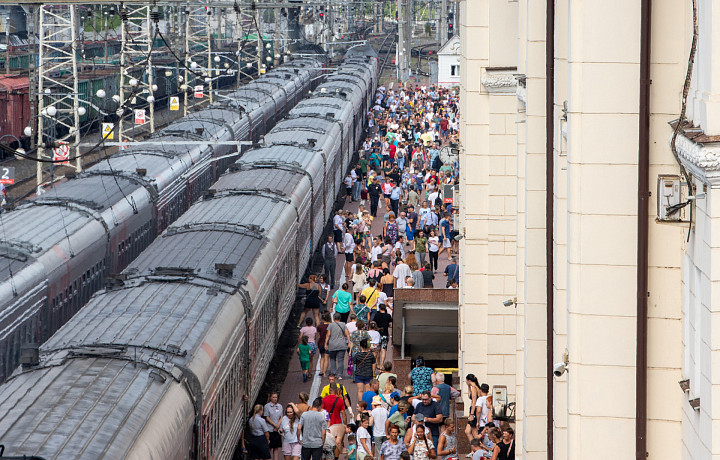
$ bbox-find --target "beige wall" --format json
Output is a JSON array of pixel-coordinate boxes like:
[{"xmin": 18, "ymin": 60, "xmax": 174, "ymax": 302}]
[
  {"xmin": 459, "ymin": 0, "xmax": 687, "ymax": 458},
  {"xmin": 457, "ymin": 0, "xmax": 520, "ymax": 422}
]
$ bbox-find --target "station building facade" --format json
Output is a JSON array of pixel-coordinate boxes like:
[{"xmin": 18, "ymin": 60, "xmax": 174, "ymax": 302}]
[{"xmin": 457, "ymin": 0, "xmax": 720, "ymax": 458}]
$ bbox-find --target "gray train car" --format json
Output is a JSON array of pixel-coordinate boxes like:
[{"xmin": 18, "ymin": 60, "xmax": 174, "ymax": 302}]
[
  {"xmin": 0, "ymin": 57, "xmax": 325, "ymax": 383},
  {"xmin": 0, "ymin": 52, "xmax": 377, "ymax": 460}
]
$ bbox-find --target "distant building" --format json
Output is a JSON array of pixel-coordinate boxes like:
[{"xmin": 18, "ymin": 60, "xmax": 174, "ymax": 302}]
[{"xmin": 436, "ymin": 34, "xmax": 460, "ymax": 88}]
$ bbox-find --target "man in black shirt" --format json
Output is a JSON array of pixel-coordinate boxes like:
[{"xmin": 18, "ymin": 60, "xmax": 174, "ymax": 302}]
[
  {"xmin": 368, "ymin": 177, "xmax": 382, "ymax": 217},
  {"xmin": 373, "ymin": 304, "xmax": 393, "ymax": 365}
]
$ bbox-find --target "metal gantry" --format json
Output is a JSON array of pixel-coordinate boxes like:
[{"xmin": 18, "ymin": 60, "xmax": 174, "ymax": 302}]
[
  {"xmin": 36, "ymin": 4, "xmax": 82, "ymax": 187},
  {"xmin": 184, "ymin": 4, "xmax": 212, "ymax": 115},
  {"xmin": 119, "ymin": 4, "xmax": 156, "ymax": 141}
]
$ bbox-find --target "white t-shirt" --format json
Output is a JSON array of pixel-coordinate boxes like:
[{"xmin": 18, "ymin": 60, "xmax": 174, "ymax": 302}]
[
  {"xmin": 377, "ymin": 292, "xmax": 388, "ymax": 306},
  {"xmin": 347, "ymin": 321, "xmax": 358, "ymax": 334},
  {"xmin": 371, "ymin": 406, "xmax": 388, "ymax": 437},
  {"xmin": 357, "ymin": 426, "xmax": 372, "ymax": 455},
  {"xmin": 368, "ymin": 330, "xmax": 381, "ymax": 346},
  {"xmin": 334, "ymin": 214, "xmax": 344, "ymax": 231},
  {"xmin": 475, "ymin": 395, "xmax": 489, "ymax": 424},
  {"xmin": 371, "ymin": 245, "xmax": 383, "ymax": 262},
  {"xmin": 280, "ymin": 415, "xmax": 299, "ymax": 444},
  {"xmin": 393, "ymin": 263, "xmax": 412, "ymax": 288},
  {"xmin": 428, "ymin": 236, "xmax": 440, "ymax": 252},
  {"xmin": 344, "ymin": 232, "xmax": 356, "ymax": 254}
]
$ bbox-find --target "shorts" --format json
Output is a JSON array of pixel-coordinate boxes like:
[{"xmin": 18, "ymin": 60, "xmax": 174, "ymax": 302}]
[
  {"xmin": 374, "ymin": 436, "xmax": 387, "ymax": 449},
  {"xmin": 319, "ymin": 345, "xmax": 328, "ymax": 354},
  {"xmin": 380, "ymin": 335, "xmax": 388, "ymax": 350},
  {"xmin": 283, "ymin": 442, "xmax": 302, "ymax": 457},
  {"xmin": 300, "ymin": 359, "xmax": 310, "ymax": 370},
  {"xmin": 310, "ymin": 342, "xmax": 317, "ymax": 355},
  {"xmin": 334, "ymin": 229, "xmax": 343, "ymax": 242},
  {"xmin": 384, "ymin": 194, "xmax": 391, "ymax": 201},
  {"xmin": 345, "ymin": 253, "xmax": 354, "ymax": 262},
  {"xmin": 354, "ymin": 375, "xmax": 372, "ymax": 384},
  {"xmin": 442, "ymin": 238, "xmax": 451, "ymax": 248}
]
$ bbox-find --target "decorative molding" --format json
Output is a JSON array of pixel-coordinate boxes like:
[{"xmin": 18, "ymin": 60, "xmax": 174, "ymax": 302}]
[
  {"xmin": 672, "ymin": 132, "xmax": 720, "ymax": 187},
  {"xmin": 481, "ymin": 71, "xmax": 517, "ymax": 93},
  {"xmin": 516, "ymin": 85, "xmax": 527, "ymax": 107}
]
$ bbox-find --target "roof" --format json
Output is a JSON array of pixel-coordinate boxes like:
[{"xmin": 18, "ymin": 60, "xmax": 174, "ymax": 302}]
[
  {"xmin": 437, "ymin": 35, "xmax": 460, "ymax": 56},
  {"xmin": 0, "ymin": 75, "xmax": 28, "ymax": 91}
]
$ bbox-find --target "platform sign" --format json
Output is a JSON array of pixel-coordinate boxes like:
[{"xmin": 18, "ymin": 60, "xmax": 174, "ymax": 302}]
[
  {"xmin": 134, "ymin": 109, "xmax": 146, "ymax": 125},
  {"xmin": 53, "ymin": 142, "xmax": 70, "ymax": 165},
  {"xmin": 170, "ymin": 96, "xmax": 180, "ymax": 111},
  {"xmin": 102, "ymin": 122, "xmax": 114, "ymax": 140},
  {"xmin": 0, "ymin": 166, "xmax": 15, "ymax": 185},
  {"xmin": 194, "ymin": 85, "xmax": 204, "ymax": 98}
]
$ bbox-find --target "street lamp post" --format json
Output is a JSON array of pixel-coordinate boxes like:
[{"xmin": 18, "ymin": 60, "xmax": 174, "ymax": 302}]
[{"xmin": 5, "ymin": 16, "xmax": 10, "ymax": 74}]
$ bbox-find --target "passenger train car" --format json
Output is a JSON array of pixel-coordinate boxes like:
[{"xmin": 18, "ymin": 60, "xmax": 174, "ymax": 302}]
[
  {"xmin": 0, "ymin": 57, "xmax": 325, "ymax": 383},
  {"xmin": 0, "ymin": 51, "xmax": 378, "ymax": 460}
]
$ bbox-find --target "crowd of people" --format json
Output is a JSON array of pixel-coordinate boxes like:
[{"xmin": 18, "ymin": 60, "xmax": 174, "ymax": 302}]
[
  {"xmin": 243, "ymin": 82, "xmax": 514, "ymax": 460},
  {"xmin": 244, "ymin": 369, "xmax": 515, "ymax": 460}
]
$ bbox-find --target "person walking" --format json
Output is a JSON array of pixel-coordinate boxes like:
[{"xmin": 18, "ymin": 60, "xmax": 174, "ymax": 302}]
[
  {"xmin": 317, "ymin": 312, "xmax": 331, "ymax": 377},
  {"xmin": 427, "ymin": 230, "xmax": 440, "ymax": 272},
  {"xmin": 248, "ymin": 404, "xmax": 272, "ymax": 460},
  {"xmin": 463, "ymin": 374, "xmax": 482, "ymax": 446},
  {"xmin": 297, "ymin": 275, "xmax": 322, "ymax": 327},
  {"xmin": 431, "ymin": 372, "xmax": 460, "ymax": 420},
  {"xmin": 379, "ymin": 424, "xmax": 407, "ymax": 460},
  {"xmin": 410, "ymin": 357, "xmax": 434, "ymax": 395},
  {"xmin": 280, "ymin": 404, "xmax": 302, "ymax": 460},
  {"xmin": 344, "ymin": 227, "xmax": 357, "ymax": 283},
  {"xmin": 353, "ymin": 338, "xmax": 376, "ymax": 404},
  {"xmin": 369, "ymin": 177, "xmax": 382, "ymax": 217},
  {"xmin": 325, "ymin": 313, "xmax": 351, "ymax": 378},
  {"xmin": 332, "ymin": 283, "xmax": 354, "ymax": 323},
  {"xmin": 323, "ymin": 383, "xmax": 348, "ymax": 459},
  {"xmin": 334, "ymin": 210, "xmax": 345, "ymax": 252},
  {"xmin": 414, "ymin": 230, "xmax": 428, "ymax": 267},
  {"xmin": 437, "ymin": 420, "xmax": 457, "ymax": 460},
  {"xmin": 298, "ymin": 398, "xmax": 328, "ymax": 460},
  {"xmin": 322, "ymin": 235, "xmax": 338, "ymax": 289},
  {"xmin": 407, "ymin": 424, "xmax": 436, "ymax": 460}
]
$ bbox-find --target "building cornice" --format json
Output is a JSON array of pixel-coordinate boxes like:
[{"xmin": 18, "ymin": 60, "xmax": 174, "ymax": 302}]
[
  {"xmin": 481, "ymin": 70, "xmax": 517, "ymax": 94},
  {"xmin": 673, "ymin": 132, "xmax": 720, "ymax": 187}
]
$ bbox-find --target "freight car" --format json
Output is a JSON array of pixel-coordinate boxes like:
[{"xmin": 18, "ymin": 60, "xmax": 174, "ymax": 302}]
[
  {"xmin": 0, "ymin": 56, "xmax": 325, "ymax": 384},
  {"xmin": 0, "ymin": 50, "xmax": 377, "ymax": 460}
]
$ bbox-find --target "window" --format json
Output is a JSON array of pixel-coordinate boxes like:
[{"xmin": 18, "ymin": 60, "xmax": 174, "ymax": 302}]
[{"xmin": 450, "ymin": 65, "xmax": 460, "ymax": 77}]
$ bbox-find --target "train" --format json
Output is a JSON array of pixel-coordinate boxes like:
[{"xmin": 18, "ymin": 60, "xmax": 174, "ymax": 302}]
[
  {"xmin": 0, "ymin": 49, "xmax": 378, "ymax": 460},
  {"xmin": 0, "ymin": 55, "xmax": 326, "ymax": 384}
]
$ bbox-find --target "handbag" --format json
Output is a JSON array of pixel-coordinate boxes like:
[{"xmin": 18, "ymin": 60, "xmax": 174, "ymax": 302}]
[{"xmin": 347, "ymin": 355, "xmax": 354, "ymax": 376}]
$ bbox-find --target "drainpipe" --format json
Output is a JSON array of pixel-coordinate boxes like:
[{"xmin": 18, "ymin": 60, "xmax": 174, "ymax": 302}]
[
  {"xmin": 545, "ymin": 0, "xmax": 555, "ymax": 458},
  {"xmin": 636, "ymin": 0, "xmax": 651, "ymax": 458}
]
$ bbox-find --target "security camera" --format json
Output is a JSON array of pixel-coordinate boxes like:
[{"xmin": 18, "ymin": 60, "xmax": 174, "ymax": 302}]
[
  {"xmin": 553, "ymin": 362, "xmax": 568, "ymax": 377},
  {"xmin": 503, "ymin": 299, "xmax": 514, "ymax": 307},
  {"xmin": 454, "ymin": 234, "xmax": 463, "ymax": 241}
]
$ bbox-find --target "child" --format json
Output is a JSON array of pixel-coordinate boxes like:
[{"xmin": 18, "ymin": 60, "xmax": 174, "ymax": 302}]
[
  {"xmin": 297, "ymin": 335, "xmax": 311, "ymax": 382},
  {"xmin": 347, "ymin": 434, "xmax": 357, "ymax": 460}
]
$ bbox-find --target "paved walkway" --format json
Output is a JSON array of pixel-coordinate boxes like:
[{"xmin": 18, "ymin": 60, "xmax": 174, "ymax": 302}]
[{"xmin": 278, "ymin": 191, "xmax": 455, "ymax": 410}]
